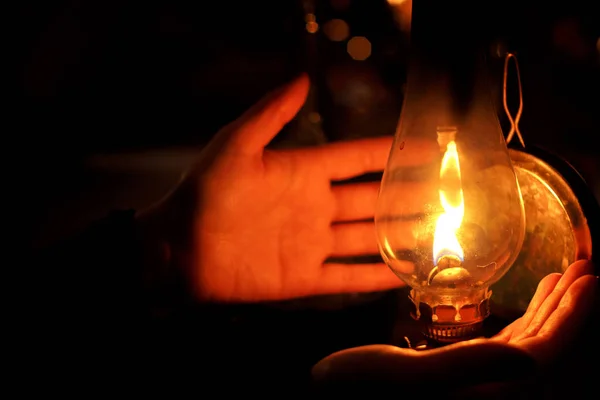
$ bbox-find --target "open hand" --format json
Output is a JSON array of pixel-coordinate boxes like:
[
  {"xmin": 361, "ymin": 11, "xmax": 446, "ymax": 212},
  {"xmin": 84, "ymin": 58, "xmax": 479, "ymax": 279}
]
[
  {"xmin": 141, "ymin": 75, "xmax": 436, "ymax": 302},
  {"xmin": 312, "ymin": 260, "xmax": 597, "ymax": 396}
]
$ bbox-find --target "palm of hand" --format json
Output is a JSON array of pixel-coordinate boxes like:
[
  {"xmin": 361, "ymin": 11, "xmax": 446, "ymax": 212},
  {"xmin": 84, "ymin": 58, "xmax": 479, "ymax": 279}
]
[
  {"xmin": 312, "ymin": 259, "xmax": 597, "ymax": 394},
  {"xmin": 171, "ymin": 75, "xmax": 418, "ymax": 302},
  {"xmin": 196, "ymin": 149, "xmax": 336, "ymax": 301},
  {"xmin": 195, "ymin": 135, "xmax": 416, "ymax": 301}
]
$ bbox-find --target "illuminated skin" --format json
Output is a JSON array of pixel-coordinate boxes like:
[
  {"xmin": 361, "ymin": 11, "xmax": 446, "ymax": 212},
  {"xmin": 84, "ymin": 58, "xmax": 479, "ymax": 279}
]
[
  {"xmin": 313, "ymin": 259, "xmax": 597, "ymax": 394},
  {"xmin": 138, "ymin": 74, "xmax": 436, "ymax": 302},
  {"xmin": 138, "ymin": 76, "xmax": 597, "ymax": 392}
]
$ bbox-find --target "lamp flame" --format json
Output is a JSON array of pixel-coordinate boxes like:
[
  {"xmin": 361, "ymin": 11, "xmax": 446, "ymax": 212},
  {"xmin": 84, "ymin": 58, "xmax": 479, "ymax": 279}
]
[{"xmin": 433, "ymin": 140, "xmax": 465, "ymax": 264}]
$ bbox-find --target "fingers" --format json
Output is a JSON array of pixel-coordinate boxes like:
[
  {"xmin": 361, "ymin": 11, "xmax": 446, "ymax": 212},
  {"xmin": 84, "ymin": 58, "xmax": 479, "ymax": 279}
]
[
  {"xmin": 524, "ymin": 273, "xmax": 564, "ymax": 316},
  {"xmin": 331, "ymin": 220, "xmax": 417, "ymax": 257},
  {"xmin": 315, "ymin": 263, "xmax": 403, "ymax": 295},
  {"xmin": 537, "ymin": 275, "xmax": 597, "ymax": 338},
  {"xmin": 333, "ymin": 182, "xmax": 429, "ymax": 222},
  {"xmin": 382, "ymin": 137, "xmax": 439, "ymax": 171},
  {"xmin": 332, "ymin": 182, "xmax": 380, "ymax": 222},
  {"xmin": 332, "ymin": 221, "xmax": 416, "ymax": 257},
  {"xmin": 493, "ymin": 316, "xmax": 522, "ymax": 342},
  {"xmin": 311, "ymin": 137, "xmax": 393, "ymax": 181},
  {"xmin": 376, "ymin": 181, "xmax": 437, "ymax": 218},
  {"xmin": 312, "ymin": 341, "xmax": 536, "ymax": 392},
  {"xmin": 332, "ymin": 222, "xmax": 379, "ymax": 256},
  {"xmin": 519, "ymin": 274, "xmax": 597, "ymax": 366},
  {"xmin": 314, "ymin": 136, "xmax": 438, "ymax": 181},
  {"xmin": 496, "ymin": 272, "xmax": 562, "ymax": 341},
  {"xmin": 224, "ymin": 74, "xmax": 310, "ymax": 155},
  {"xmin": 512, "ymin": 260, "xmax": 595, "ymax": 341}
]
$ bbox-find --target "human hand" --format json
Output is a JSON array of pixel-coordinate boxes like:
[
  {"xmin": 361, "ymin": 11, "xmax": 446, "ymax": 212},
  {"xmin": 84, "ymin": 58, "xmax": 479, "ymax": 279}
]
[
  {"xmin": 139, "ymin": 74, "xmax": 437, "ymax": 303},
  {"xmin": 311, "ymin": 260, "xmax": 598, "ymax": 396}
]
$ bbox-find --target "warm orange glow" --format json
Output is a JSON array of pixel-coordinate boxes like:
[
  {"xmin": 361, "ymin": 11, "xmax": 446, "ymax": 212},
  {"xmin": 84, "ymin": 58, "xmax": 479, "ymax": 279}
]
[
  {"xmin": 305, "ymin": 13, "xmax": 318, "ymax": 33},
  {"xmin": 347, "ymin": 36, "xmax": 371, "ymax": 61},
  {"xmin": 323, "ymin": 19, "xmax": 350, "ymax": 42},
  {"xmin": 308, "ymin": 111, "xmax": 321, "ymax": 123},
  {"xmin": 387, "ymin": 0, "xmax": 412, "ymax": 33},
  {"xmin": 433, "ymin": 141, "xmax": 465, "ymax": 263},
  {"xmin": 306, "ymin": 21, "xmax": 319, "ymax": 33}
]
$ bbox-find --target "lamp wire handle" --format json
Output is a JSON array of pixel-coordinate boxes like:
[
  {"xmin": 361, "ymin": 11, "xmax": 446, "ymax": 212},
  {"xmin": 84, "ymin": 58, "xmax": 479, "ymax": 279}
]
[{"xmin": 503, "ymin": 52, "xmax": 526, "ymax": 148}]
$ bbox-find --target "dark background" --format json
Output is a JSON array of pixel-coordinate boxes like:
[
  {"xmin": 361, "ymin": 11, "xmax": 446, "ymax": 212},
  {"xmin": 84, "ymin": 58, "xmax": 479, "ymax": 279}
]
[{"xmin": 17, "ymin": 0, "xmax": 600, "ymax": 249}]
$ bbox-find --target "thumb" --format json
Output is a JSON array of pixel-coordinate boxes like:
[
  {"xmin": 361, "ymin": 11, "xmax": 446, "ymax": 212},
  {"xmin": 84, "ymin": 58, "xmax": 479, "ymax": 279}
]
[
  {"xmin": 312, "ymin": 341, "xmax": 536, "ymax": 393},
  {"xmin": 223, "ymin": 73, "xmax": 309, "ymax": 155}
]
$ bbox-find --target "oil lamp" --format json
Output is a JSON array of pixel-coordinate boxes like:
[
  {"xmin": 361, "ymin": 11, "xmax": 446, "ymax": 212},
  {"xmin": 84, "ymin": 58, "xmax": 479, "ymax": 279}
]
[{"xmin": 375, "ymin": 0, "xmax": 526, "ymax": 342}]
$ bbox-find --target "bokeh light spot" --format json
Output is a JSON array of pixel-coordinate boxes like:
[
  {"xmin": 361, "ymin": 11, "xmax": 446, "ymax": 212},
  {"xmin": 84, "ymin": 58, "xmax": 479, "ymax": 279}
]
[
  {"xmin": 306, "ymin": 21, "xmax": 319, "ymax": 33},
  {"xmin": 305, "ymin": 13, "xmax": 319, "ymax": 33},
  {"xmin": 347, "ymin": 36, "xmax": 372, "ymax": 61},
  {"xmin": 323, "ymin": 19, "xmax": 350, "ymax": 42},
  {"xmin": 308, "ymin": 112, "xmax": 321, "ymax": 124}
]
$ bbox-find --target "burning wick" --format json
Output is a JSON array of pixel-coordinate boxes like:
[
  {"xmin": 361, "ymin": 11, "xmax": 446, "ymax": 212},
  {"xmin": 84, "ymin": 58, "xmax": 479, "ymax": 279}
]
[{"xmin": 428, "ymin": 139, "xmax": 470, "ymax": 286}]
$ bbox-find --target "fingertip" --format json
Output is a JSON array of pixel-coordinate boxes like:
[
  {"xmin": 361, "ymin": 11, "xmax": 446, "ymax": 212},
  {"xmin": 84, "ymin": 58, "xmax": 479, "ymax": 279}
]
[
  {"xmin": 539, "ymin": 272, "xmax": 563, "ymax": 288},
  {"xmin": 530, "ymin": 273, "xmax": 599, "ymax": 363},
  {"xmin": 269, "ymin": 72, "xmax": 310, "ymax": 121},
  {"xmin": 566, "ymin": 259, "xmax": 595, "ymax": 276},
  {"xmin": 267, "ymin": 72, "xmax": 309, "ymax": 97},
  {"xmin": 292, "ymin": 72, "xmax": 310, "ymax": 91},
  {"xmin": 280, "ymin": 72, "xmax": 310, "ymax": 105},
  {"xmin": 228, "ymin": 73, "xmax": 310, "ymax": 154},
  {"xmin": 555, "ymin": 259, "xmax": 595, "ymax": 292},
  {"xmin": 570, "ymin": 274, "xmax": 598, "ymax": 299},
  {"xmin": 520, "ymin": 272, "xmax": 562, "ymax": 318}
]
